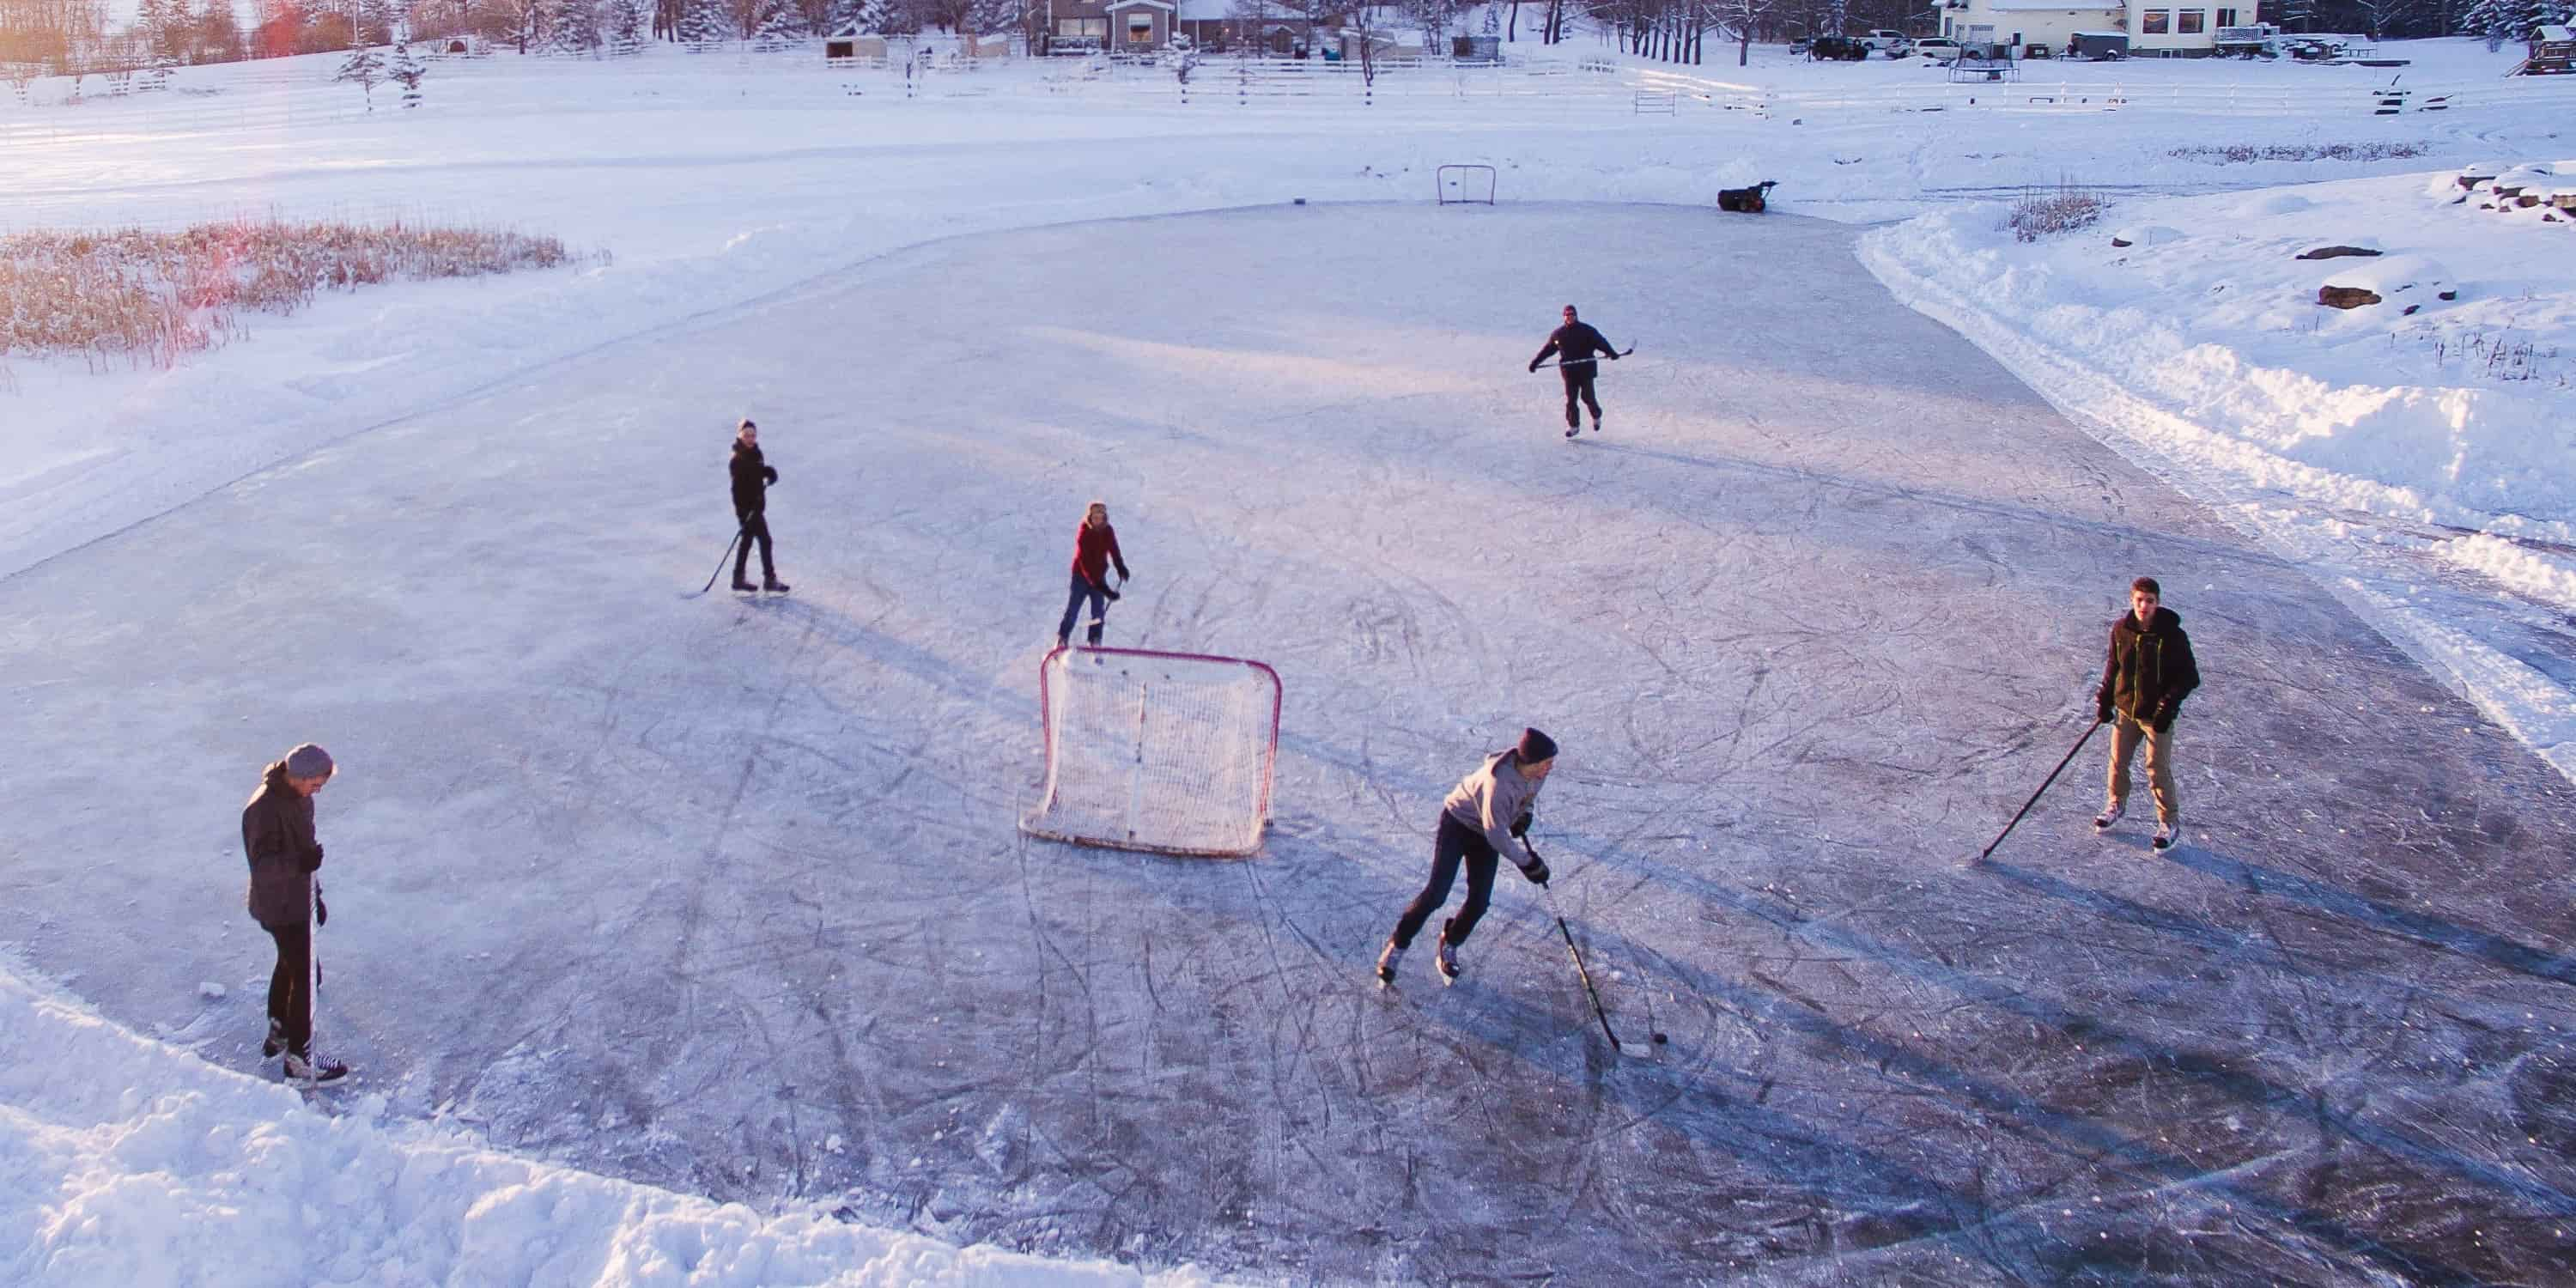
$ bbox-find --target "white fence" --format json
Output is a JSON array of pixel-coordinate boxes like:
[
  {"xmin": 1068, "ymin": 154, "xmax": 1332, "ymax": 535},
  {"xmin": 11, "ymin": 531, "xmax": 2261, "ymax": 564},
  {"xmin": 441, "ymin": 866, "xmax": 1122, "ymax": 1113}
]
[{"xmin": 6, "ymin": 45, "xmax": 2573, "ymax": 144}]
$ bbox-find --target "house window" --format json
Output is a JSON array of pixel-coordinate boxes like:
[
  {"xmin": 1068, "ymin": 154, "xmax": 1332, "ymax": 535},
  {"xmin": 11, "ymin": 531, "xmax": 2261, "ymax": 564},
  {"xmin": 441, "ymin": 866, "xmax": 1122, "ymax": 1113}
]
[
  {"xmin": 2215, "ymin": 7, "xmax": 2237, "ymax": 24},
  {"xmin": 1055, "ymin": 16, "xmax": 1105, "ymax": 38},
  {"xmin": 2177, "ymin": 9, "xmax": 2204, "ymax": 32},
  {"xmin": 1126, "ymin": 11, "xmax": 1154, "ymax": 42},
  {"xmin": 2141, "ymin": 9, "xmax": 2170, "ymax": 33}
]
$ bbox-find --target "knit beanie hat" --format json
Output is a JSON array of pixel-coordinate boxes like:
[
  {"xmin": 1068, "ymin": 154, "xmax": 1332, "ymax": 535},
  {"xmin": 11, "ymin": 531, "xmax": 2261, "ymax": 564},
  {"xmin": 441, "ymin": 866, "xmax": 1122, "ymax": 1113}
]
[
  {"xmin": 1516, "ymin": 727, "xmax": 1558, "ymax": 765},
  {"xmin": 284, "ymin": 744, "xmax": 334, "ymax": 780}
]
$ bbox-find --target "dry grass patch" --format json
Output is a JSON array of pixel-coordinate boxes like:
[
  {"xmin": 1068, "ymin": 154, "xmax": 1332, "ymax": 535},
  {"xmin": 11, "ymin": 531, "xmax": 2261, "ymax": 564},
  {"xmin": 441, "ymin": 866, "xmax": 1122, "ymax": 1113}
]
[
  {"xmin": 0, "ymin": 219, "xmax": 591, "ymax": 369},
  {"xmin": 2007, "ymin": 185, "xmax": 2108, "ymax": 243},
  {"xmin": 2170, "ymin": 142, "xmax": 2429, "ymax": 164}
]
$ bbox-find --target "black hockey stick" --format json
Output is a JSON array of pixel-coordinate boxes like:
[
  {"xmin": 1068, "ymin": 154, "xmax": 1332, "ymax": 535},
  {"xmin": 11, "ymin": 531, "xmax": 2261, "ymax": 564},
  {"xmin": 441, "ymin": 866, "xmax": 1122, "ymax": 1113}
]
[
  {"xmin": 1532, "ymin": 347, "xmax": 1634, "ymax": 371},
  {"xmin": 1973, "ymin": 717, "xmax": 2103, "ymax": 864},
  {"xmin": 688, "ymin": 526, "xmax": 747, "ymax": 598},
  {"xmin": 1526, "ymin": 840, "xmax": 1662, "ymax": 1056}
]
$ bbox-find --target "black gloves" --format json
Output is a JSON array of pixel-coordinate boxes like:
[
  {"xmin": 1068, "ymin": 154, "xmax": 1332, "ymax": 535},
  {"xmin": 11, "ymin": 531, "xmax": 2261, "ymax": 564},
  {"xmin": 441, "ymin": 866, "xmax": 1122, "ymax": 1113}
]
[
  {"xmin": 2096, "ymin": 702, "xmax": 2115, "ymax": 725},
  {"xmin": 1527, "ymin": 360, "xmax": 1540, "ymax": 373},
  {"xmin": 1606, "ymin": 350, "xmax": 1619, "ymax": 360},
  {"xmin": 2151, "ymin": 706, "xmax": 2175, "ymax": 733},
  {"xmin": 1521, "ymin": 857, "xmax": 1551, "ymax": 887},
  {"xmin": 1509, "ymin": 810, "xmax": 1531, "ymax": 839},
  {"xmin": 763, "ymin": 466, "xmax": 778, "ymax": 484},
  {"xmin": 1103, "ymin": 586, "xmax": 1121, "ymax": 603},
  {"xmin": 316, "ymin": 897, "xmax": 328, "ymax": 927}
]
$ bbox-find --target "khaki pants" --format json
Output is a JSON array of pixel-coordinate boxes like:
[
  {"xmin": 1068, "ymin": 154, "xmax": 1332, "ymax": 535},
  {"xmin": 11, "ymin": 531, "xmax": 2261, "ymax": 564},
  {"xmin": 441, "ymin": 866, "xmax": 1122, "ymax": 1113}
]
[{"xmin": 2105, "ymin": 712, "xmax": 2178, "ymax": 823}]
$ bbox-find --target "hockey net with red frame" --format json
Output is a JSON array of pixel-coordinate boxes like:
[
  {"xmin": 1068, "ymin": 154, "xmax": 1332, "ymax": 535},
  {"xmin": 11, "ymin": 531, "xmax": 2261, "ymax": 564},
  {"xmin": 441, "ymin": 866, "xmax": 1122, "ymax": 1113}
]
[{"xmin": 1019, "ymin": 646, "xmax": 1282, "ymax": 858}]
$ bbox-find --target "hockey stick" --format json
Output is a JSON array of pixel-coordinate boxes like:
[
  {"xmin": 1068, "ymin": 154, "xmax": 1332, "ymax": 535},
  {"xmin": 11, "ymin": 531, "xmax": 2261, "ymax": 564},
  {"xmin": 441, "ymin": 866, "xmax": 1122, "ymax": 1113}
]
[
  {"xmin": 303, "ymin": 878, "xmax": 323, "ymax": 1089},
  {"xmin": 1532, "ymin": 347, "xmax": 1635, "ymax": 371},
  {"xmin": 688, "ymin": 526, "xmax": 747, "ymax": 598},
  {"xmin": 1972, "ymin": 718, "xmax": 2103, "ymax": 865},
  {"xmin": 1526, "ymin": 840, "xmax": 1662, "ymax": 1057}
]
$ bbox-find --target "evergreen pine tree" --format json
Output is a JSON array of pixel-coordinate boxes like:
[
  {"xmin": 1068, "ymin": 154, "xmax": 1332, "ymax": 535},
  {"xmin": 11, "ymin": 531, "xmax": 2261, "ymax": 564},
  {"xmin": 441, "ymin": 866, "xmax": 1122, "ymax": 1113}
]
[
  {"xmin": 335, "ymin": 41, "xmax": 386, "ymax": 109},
  {"xmin": 546, "ymin": 0, "xmax": 605, "ymax": 51},
  {"xmin": 679, "ymin": 0, "xmax": 728, "ymax": 44},
  {"xmin": 2461, "ymin": 0, "xmax": 2513, "ymax": 43},
  {"xmin": 390, "ymin": 39, "xmax": 427, "ymax": 105},
  {"xmin": 751, "ymin": 0, "xmax": 804, "ymax": 46},
  {"xmin": 607, "ymin": 0, "xmax": 650, "ymax": 50}
]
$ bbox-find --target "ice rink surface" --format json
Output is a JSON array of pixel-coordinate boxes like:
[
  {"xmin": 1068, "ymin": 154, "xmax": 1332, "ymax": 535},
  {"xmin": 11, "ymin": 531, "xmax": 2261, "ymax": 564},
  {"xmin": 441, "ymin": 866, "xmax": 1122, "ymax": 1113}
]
[{"xmin": 9, "ymin": 203, "xmax": 2576, "ymax": 1284}]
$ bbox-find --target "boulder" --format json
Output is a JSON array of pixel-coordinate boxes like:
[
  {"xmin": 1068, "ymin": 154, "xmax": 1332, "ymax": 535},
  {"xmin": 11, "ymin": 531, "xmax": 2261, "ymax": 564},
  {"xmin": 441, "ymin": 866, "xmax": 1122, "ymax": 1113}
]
[
  {"xmin": 2296, "ymin": 245, "xmax": 2382, "ymax": 260},
  {"xmin": 2318, "ymin": 285, "xmax": 2382, "ymax": 308}
]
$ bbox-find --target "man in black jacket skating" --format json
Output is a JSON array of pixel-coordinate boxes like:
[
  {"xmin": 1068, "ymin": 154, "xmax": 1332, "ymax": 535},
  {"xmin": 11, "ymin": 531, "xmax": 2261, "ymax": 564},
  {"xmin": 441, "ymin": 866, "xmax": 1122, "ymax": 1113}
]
[
  {"xmin": 1528, "ymin": 305, "xmax": 1621, "ymax": 438},
  {"xmin": 729, "ymin": 419, "xmax": 788, "ymax": 593},
  {"xmin": 2094, "ymin": 576, "xmax": 2201, "ymax": 850}
]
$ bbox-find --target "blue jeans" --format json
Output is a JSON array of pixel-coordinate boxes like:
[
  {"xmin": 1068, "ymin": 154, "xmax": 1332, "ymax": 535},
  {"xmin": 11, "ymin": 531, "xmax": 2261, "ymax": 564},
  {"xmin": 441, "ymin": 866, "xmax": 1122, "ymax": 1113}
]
[{"xmin": 1056, "ymin": 572, "xmax": 1108, "ymax": 646}]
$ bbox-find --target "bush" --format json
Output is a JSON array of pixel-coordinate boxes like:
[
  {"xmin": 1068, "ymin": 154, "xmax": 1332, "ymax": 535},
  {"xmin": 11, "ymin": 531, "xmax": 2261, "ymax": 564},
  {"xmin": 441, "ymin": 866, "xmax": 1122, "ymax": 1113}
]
[
  {"xmin": 0, "ymin": 218, "xmax": 586, "ymax": 369},
  {"xmin": 2169, "ymin": 142, "xmax": 2428, "ymax": 164},
  {"xmin": 2006, "ymin": 185, "xmax": 2107, "ymax": 242}
]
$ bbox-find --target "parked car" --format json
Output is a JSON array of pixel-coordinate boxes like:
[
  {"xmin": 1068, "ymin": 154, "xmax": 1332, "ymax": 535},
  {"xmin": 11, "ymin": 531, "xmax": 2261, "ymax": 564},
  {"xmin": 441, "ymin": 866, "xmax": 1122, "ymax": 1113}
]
[
  {"xmin": 1860, "ymin": 28, "xmax": 1912, "ymax": 55},
  {"xmin": 1911, "ymin": 36, "xmax": 1964, "ymax": 61},
  {"xmin": 1806, "ymin": 34, "xmax": 1869, "ymax": 60}
]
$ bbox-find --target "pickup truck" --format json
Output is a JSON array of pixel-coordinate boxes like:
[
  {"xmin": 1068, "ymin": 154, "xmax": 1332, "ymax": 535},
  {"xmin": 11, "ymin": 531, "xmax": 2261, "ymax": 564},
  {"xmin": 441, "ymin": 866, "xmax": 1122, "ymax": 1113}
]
[{"xmin": 1859, "ymin": 29, "xmax": 1912, "ymax": 54}]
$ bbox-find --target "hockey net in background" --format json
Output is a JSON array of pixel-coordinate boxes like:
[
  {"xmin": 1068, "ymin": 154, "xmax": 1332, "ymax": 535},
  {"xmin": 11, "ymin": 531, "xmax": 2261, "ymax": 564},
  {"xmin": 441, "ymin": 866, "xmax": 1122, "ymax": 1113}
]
[
  {"xmin": 1437, "ymin": 164, "xmax": 1497, "ymax": 205},
  {"xmin": 1020, "ymin": 646, "xmax": 1281, "ymax": 858}
]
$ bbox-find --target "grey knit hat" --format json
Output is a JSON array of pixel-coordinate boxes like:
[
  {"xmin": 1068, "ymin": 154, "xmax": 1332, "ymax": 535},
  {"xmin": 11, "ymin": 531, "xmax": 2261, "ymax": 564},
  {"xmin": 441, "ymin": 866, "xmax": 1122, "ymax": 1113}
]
[{"xmin": 284, "ymin": 744, "xmax": 334, "ymax": 779}]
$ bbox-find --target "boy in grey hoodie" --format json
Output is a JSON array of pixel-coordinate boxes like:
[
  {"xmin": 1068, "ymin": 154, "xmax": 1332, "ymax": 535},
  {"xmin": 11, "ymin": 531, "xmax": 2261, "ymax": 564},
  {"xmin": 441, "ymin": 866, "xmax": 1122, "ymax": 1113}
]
[{"xmin": 1378, "ymin": 728, "xmax": 1557, "ymax": 984}]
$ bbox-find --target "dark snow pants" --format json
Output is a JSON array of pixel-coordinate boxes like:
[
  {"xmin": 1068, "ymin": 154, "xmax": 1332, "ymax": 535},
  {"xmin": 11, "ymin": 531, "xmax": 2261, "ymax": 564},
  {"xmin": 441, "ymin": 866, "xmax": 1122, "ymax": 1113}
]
[
  {"xmin": 1560, "ymin": 364, "xmax": 1601, "ymax": 428},
  {"xmin": 734, "ymin": 509, "xmax": 775, "ymax": 583},
  {"xmin": 1392, "ymin": 812, "xmax": 1500, "ymax": 951},
  {"xmin": 264, "ymin": 920, "xmax": 313, "ymax": 1057},
  {"xmin": 1056, "ymin": 572, "xmax": 1109, "ymax": 647}
]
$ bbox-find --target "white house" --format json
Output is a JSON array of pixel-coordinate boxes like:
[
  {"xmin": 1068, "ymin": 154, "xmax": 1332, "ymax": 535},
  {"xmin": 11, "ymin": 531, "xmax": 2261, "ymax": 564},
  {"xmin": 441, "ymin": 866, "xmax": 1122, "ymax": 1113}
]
[{"xmin": 1940, "ymin": 0, "xmax": 2246, "ymax": 54}]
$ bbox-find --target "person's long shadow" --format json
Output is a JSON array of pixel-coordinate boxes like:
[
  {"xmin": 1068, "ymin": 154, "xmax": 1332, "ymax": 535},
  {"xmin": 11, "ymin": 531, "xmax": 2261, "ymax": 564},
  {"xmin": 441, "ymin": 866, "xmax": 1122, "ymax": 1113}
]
[
  {"xmin": 2161, "ymin": 844, "xmax": 2576, "ymax": 989},
  {"xmin": 1548, "ymin": 834, "xmax": 2576, "ymax": 1236},
  {"xmin": 1010, "ymin": 796, "xmax": 2500, "ymax": 1284}
]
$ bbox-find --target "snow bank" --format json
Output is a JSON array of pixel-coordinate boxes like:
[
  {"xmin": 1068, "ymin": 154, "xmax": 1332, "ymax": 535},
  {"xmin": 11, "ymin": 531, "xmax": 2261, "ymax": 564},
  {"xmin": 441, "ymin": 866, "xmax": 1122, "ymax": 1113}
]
[
  {"xmin": 1860, "ymin": 167, "xmax": 2576, "ymax": 781},
  {"xmin": 0, "ymin": 962, "xmax": 1222, "ymax": 1287}
]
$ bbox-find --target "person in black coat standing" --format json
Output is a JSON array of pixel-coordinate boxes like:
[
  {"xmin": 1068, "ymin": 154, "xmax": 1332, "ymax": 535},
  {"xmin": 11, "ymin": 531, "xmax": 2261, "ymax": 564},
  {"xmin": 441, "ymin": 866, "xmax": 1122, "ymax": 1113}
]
[
  {"xmin": 242, "ymin": 743, "xmax": 348, "ymax": 1082},
  {"xmin": 1528, "ymin": 304, "xmax": 1621, "ymax": 439},
  {"xmin": 729, "ymin": 419, "xmax": 788, "ymax": 593},
  {"xmin": 2093, "ymin": 576, "xmax": 2201, "ymax": 851}
]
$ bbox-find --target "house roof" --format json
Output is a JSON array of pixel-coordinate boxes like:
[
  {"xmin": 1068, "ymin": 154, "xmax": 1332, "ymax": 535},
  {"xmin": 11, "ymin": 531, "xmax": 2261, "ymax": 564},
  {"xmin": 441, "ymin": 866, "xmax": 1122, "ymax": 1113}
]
[
  {"xmin": 1103, "ymin": 0, "xmax": 1176, "ymax": 10},
  {"xmin": 1981, "ymin": 0, "xmax": 2119, "ymax": 10},
  {"xmin": 1174, "ymin": 0, "xmax": 1232, "ymax": 17}
]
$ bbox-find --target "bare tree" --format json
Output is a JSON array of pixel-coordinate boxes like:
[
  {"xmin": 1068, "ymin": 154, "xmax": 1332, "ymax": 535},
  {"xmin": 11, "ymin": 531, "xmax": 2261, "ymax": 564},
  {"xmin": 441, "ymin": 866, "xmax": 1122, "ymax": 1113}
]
[{"xmin": 2348, "ymin": 0, "xmax": 2418, "ymax": 35}]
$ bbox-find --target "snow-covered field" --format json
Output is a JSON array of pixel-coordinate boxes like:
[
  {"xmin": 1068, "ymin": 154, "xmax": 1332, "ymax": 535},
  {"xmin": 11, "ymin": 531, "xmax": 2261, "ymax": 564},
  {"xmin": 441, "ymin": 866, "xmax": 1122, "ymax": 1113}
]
[{"xmin": 6, "ymin": 31, "xmax": 2576, "ymax": 1286}]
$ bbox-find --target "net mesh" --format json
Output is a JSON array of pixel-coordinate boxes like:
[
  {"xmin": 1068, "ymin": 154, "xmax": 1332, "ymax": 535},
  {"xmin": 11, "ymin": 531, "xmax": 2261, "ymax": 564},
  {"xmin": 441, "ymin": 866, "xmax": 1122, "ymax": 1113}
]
[{"xmin": 1020, "ymin": 647, "xmax": 1279, "ymax": 857}]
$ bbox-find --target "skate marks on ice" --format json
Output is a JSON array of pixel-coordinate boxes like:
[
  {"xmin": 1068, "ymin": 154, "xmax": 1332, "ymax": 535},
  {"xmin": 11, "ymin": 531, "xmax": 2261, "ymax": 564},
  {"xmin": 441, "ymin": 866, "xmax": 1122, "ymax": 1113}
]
[{"xmin": 8, "ymin": 203, "xmax": 2576, "ymax": 1284}]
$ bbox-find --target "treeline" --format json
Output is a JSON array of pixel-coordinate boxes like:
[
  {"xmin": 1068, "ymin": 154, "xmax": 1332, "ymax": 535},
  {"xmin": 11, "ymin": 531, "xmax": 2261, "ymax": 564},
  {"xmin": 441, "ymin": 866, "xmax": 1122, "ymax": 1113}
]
[
  {"xmin": 1, "ymin": 0, "xmax": 2556, "ymax": 78},
  {"xmin": 0, "ymin": 0, "xmax": 1028, "ymax": 73}
]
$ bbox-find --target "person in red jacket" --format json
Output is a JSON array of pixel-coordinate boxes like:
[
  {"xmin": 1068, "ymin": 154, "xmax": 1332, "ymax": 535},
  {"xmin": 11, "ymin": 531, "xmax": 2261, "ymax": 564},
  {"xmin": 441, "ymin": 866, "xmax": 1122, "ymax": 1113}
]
[{"xmin": 1055, "ymin": 500, "xmax": 1131, "ymax": 649}]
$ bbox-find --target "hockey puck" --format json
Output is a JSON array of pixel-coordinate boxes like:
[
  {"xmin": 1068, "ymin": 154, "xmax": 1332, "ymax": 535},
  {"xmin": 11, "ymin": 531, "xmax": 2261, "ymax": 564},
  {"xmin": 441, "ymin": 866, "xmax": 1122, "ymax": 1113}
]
[{"xmin": 1650, "ymin": 1032, "xmax": 1668, "ymax": 1044}]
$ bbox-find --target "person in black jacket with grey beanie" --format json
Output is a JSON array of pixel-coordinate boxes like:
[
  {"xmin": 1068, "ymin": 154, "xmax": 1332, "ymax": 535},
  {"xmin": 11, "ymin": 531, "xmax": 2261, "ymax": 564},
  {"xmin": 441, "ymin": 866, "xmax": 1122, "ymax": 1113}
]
[
  {"xmin": 729, "ymin": 419, "xmax": 788, "ymax": 593},
  {"xmin": 2093, "ymin": 577, "xmax": 2201, "ymax": 851}
]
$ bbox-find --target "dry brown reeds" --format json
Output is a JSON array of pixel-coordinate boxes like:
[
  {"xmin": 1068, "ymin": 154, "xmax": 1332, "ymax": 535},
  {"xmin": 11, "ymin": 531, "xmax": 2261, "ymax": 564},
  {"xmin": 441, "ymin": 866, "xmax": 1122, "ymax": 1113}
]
[{"xmin": 0, "ymin": 218, "xmax": 586, "ymax": 371}]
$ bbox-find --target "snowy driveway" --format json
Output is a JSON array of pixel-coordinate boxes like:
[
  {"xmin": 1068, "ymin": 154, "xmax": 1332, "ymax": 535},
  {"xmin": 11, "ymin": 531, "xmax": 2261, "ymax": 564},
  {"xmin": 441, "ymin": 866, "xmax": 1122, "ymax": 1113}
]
[{"xmin": 7, "ymin": 203, "xmax": 2575, "ymax": 1284}]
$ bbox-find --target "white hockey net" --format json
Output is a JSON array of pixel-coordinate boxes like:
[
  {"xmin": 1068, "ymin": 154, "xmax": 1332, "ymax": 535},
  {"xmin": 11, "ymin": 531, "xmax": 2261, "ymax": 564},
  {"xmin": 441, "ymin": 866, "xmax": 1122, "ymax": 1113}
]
[{"xmin": 1021, "ymin": 647, "xmax": 1281, "ymax": 858}]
